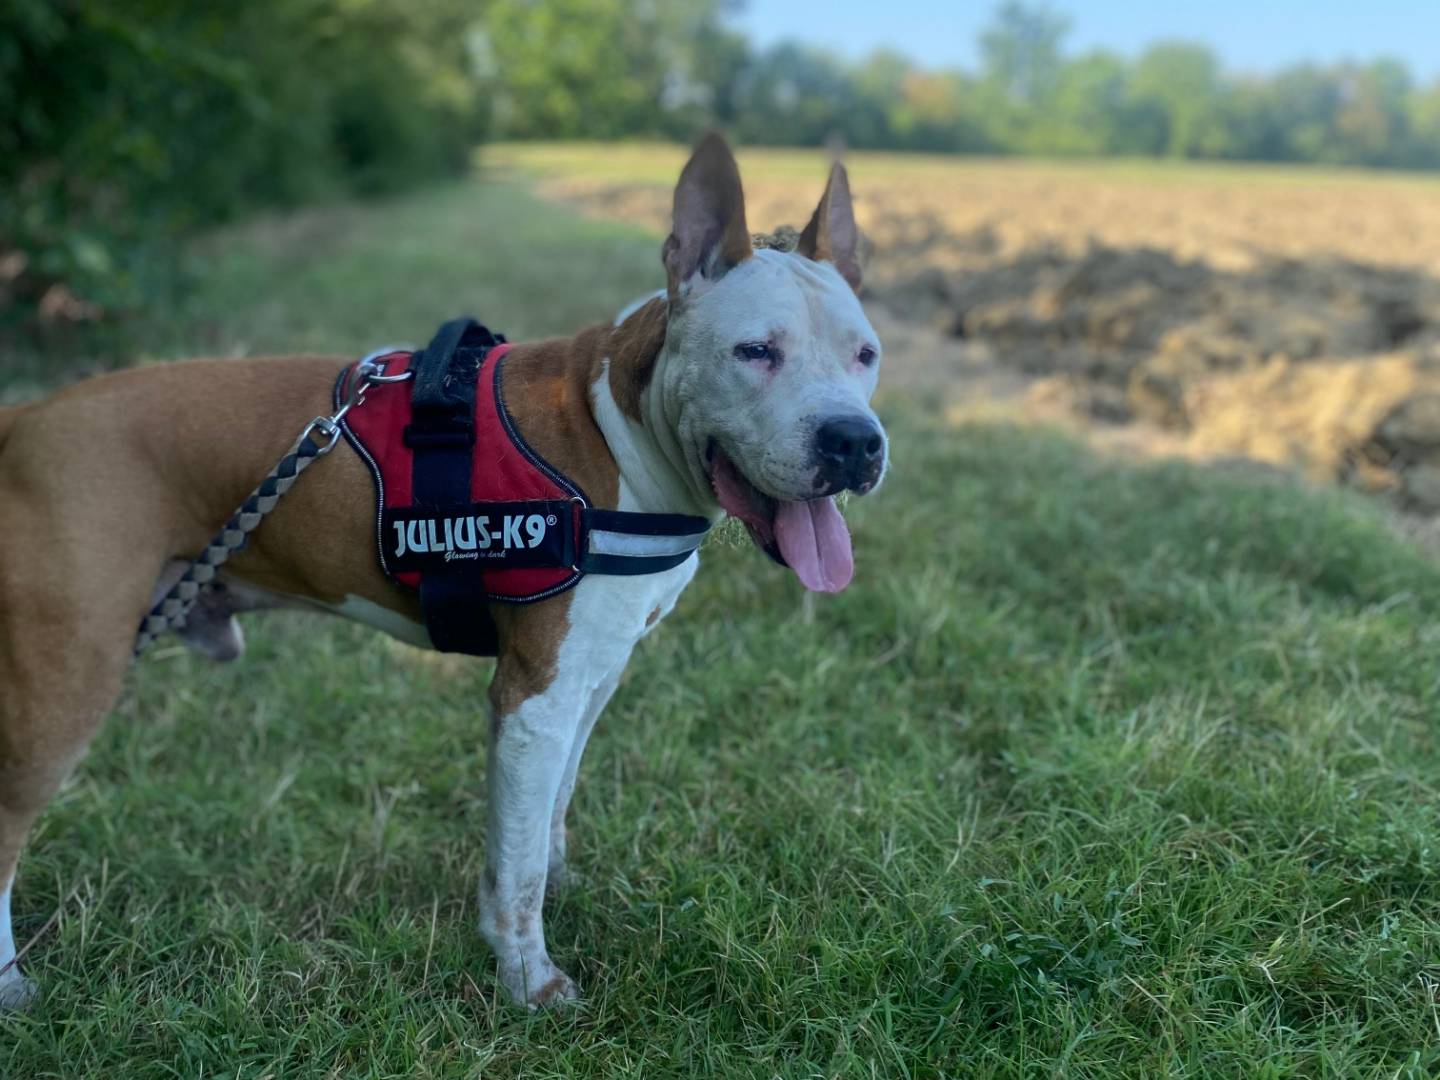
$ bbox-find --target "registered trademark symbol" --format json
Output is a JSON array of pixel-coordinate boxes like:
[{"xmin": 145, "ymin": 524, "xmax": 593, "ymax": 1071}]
[{"xmin": 546, "ymin": 515, "xmax": 557, "ymax": 526}]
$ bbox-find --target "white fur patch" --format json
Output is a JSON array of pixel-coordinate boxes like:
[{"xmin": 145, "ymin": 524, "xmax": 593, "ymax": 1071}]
[{"xmin": 592, "ymin": 363, "xmax": 717, "ymax": 521}]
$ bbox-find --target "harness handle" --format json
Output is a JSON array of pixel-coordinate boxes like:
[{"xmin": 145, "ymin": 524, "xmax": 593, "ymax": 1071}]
[
  {"xmin": 407, "ymin": 318, "xmax": 508, "ymax": 450},
  {"xmin": 410, "ymin": 317, "xmax": 479, "ymax": 412}
]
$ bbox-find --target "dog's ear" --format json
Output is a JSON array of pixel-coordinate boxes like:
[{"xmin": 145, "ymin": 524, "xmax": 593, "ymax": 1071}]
[
  {"xmin": 664, "ymin": 133, "xmax": 752, "ymax": 299},
  {"xmin": 797, "ymin": 162, "xmax": 861, "ymax": 292}
]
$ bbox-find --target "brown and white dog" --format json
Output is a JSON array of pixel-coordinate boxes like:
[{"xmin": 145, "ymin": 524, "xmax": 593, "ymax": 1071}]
[{"xmin": 0, "ymin": 136, "xmax": 886, "ymax": 1009}]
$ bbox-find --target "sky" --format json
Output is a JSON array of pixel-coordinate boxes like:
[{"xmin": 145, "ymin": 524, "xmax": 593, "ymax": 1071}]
[{"xmin": 731, "ymin": 1, "xmax": 1440, "ymax": 81}]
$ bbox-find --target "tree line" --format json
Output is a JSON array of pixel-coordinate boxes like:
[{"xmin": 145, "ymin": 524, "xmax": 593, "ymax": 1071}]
[
  {"xmin": 5, "ymin": 0, "xmax": 1440, "ymax": 335},
  {"xmin": 484, "ymin": 1, "xmax": 1440, "ymax": 169}
]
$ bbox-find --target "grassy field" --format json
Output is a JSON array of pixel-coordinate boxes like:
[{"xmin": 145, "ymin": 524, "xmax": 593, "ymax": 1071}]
[{"xmin": 4, "ymin": 164, "xmax": 1440, "ymax": 1077}]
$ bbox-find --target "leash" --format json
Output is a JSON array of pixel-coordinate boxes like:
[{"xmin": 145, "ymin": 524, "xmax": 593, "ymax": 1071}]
[{"xmin": 133, "ymin": 351, "xmax": 410, "ymax": 657}]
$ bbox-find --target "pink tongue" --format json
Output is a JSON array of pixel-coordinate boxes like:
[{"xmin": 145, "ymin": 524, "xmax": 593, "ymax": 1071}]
[{"xmin": 774, "ymin": 497, "xmax": 854, "ymax": 593}]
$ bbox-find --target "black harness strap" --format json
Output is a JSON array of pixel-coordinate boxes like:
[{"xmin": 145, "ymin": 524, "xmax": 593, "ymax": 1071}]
[{"xmin": 405, "ymin": 317, "xmax": 506, "ymax": 654}]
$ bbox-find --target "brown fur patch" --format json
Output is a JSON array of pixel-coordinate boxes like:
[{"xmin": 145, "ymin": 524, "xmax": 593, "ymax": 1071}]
[
  {"xmin": 498, "ymin": 331, "xmax": 622, "ymax": 510},
  {"xmin": 488, "ymin": 622, "xmax": 566, "ymax": 722},
  {"xmin": 646, "ymin": 606, "xmax": 661, "ymax": 628},
  {"xmin": 0, "ymin": 357, "xmax": 384, "ymax": 889},
  {"xmin": 607, "ymin": 297, "xmax": 669, "ymax": 424},
  {"xmin": 59, "ymin": 356, "xmax": 434, "ymax": 625}
]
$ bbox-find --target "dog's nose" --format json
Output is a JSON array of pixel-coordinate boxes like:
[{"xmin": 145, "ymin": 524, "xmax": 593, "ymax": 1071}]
[
  {"xmin": 815, "ymin": 415, "xmax": 885, "ymax": 492},
  {"xmin": 817, "ymin": 416, "xmax": 884, "ymax": 465}
]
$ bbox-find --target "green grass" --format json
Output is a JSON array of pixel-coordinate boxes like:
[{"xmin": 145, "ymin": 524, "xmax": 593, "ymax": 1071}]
[{"xmin": 5, "ymin": 173, "xmax": 1440, "ymax": 1078}]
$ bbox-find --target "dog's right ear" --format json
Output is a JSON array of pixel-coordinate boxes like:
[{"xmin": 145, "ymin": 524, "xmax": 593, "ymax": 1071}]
[
  {"xmin": 664, "ymin": 133, "xmax": 752, "ymax": 300},
  {"xmin": 797, "ymin": 162, "xmax": 861, "ymax": 292}
]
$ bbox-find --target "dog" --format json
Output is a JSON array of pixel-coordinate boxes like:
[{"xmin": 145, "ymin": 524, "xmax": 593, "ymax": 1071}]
[{"xmin": 0, "ymin": 135, "xmax": 886, "ymax": 1009}]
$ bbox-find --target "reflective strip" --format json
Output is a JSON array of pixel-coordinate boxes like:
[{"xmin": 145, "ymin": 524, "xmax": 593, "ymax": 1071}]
[{"xmin": 587, "ymin": 529, "xmax": 708, "ymax": 559}]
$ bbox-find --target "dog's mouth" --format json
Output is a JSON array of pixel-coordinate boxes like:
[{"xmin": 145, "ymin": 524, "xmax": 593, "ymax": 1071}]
[{"xmin": 707, "ymin": 443, "xmax": 854, "ymax": 593}]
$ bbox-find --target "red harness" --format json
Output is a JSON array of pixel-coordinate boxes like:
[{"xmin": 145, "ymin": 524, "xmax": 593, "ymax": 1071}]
[
  {"xmin": 334, "ymin": 319, "xmax": 710, "ymax": 655},
  {"xmin": 340, "ymin": 343, "xmax": 583, "ymax": 604}
]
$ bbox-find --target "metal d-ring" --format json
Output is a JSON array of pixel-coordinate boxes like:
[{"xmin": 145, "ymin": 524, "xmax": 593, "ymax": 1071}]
[{"xmin": 357, "ymin": 346, "xmax": 418, "ymax": 387}]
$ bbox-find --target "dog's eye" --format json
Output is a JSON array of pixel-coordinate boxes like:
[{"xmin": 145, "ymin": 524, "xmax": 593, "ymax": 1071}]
[
  {"xmin": 857, "ymin": 346, "xmax": 877, "ymax": 367},
  {"xmin": 734, "ymin": 341, "xmax": 774, "ymax": 362}
]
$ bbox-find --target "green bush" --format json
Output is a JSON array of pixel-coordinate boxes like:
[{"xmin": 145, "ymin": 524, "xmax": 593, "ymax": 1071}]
[{"xmin": 0, "ymin": 0, "xmax": 484, "ymax": 325}]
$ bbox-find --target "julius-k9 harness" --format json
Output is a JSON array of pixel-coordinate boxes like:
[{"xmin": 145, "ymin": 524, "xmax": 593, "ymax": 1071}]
[{"xmin": 135, "ymin": 318, "xmax": 711, "ymax": 659}]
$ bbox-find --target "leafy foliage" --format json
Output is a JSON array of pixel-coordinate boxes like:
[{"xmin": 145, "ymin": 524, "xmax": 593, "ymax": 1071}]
[
  {"xmin": 478, "ymin": 0, "xmax": 737, "ymax": 140},
  {"xmin": 0, "ymin": 0, "xmax": 484, "ymax": 323}
]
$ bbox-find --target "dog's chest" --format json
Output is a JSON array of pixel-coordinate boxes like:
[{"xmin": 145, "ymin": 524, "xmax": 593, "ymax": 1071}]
[{"xmin": 563, "ymin": 551, "xmax": 699, "ymax": 671}]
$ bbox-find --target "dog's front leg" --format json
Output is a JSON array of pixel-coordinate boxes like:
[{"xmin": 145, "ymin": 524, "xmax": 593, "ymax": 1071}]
[
  {"xmin": 478, "ymin": 626, "xmax": 606, "ymax": 1008},
  {"xmin": 477, "ymin": 571, "xmax": 687, "ymax": 1005},
  {"xmin": 479, "ymin": 686, "xmax": 581, "ymax": 1006},
  {"xmin": 546, "ymin": 670, "xmax": 621, "ymax": 891}
]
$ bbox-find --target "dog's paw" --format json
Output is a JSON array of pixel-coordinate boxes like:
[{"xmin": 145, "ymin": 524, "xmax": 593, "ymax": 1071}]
[
  {"xmin": 526, "ymin": 969, "xmax": 579, "ymax": 1009},
  {"xmin": 497, "ymin": 958, "xmax": 580, "ymax": 1009},
  {"xmin": 0, "ymin": 969, "xmax": 37, "ymax": 1013}
]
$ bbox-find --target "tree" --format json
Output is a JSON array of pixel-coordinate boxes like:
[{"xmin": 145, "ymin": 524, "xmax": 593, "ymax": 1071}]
[
  {"xmin": 479, "ymin": 0, "xmax": 730, "ymax": 139},
  {"xmin": 1130, "ymin": 42, "xmax": 1233, "ymax": 158},
  {"xmin": 1333, "ymin": 60, "xmax": 1412, "ymax": 166},
  {"xmin": 979, "ymin": 1, "xmax": 1070, "ymax": 106},
  {"xmin": 1030, "ymin": 50, "xmax": 1149, "ymax": 155},
  {"xmin": 1406, "ymin": 81, "xmax": 1440, "ymax": 168},
  {"xmin": 851, "ymin": 50, "xmax": 913, "ymax": 149},
  {"xmin": 731, "ymin": 43, "xmax": 857, "ymax": 147}
]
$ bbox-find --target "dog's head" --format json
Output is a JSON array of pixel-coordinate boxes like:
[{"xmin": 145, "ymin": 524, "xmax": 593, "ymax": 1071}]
[{"xmin": 656, "ymin": 135, "xmax": 886, "ymax": 593}]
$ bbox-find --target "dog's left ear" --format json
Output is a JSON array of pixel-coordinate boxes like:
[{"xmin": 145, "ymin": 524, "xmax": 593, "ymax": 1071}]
[
  {"xmin": 664, "ymin": 133, "xmax": 753, "ymax": 299},
  {"xmin": 797, "ymin": 163, "xmax": 861, "ymax": 292}
]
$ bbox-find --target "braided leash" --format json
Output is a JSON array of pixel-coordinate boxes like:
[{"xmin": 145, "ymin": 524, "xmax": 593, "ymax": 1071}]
[
  {"xmin": 133, "ymin": 427, "xmax": 331, "ymax": 655},
  {"xmin": 133, "ymin": 352, "xmax": 409, "ymax": 657}
]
